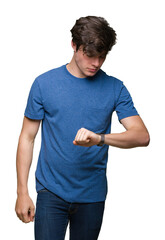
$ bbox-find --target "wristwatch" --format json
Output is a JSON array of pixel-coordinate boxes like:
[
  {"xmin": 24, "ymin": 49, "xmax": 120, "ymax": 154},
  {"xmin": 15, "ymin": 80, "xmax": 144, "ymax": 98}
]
[{"xmin": 97, "ymin": 133, "xmax": 105, "ymax": 146}]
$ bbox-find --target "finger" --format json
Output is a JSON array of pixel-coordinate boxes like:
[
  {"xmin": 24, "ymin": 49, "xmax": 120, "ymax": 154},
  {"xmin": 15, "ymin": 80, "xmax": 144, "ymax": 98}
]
[
  {"xmin": 29, "ymin": 208, "xmax": 35, "ymax": 222},
  {"xmin": 82, "ymin": 131, "xmax": 91, "ymax": 142},
  {"xmin": 75, "ymin": 128, "xmax": 84, "ymax": 141},
  {"xmin": 76, "ymin": 134, "xmax": 90, "ymax": 145},
  {"xmin": 16, "ymin": 210, "xmax": 30, "ymax": 223},
  {"xmin": 16, "ymin": 211, "xmax": 22, "ymax": 221},
  {"xmin": 73, "ymin": 140, "xmax": 78, "ymax": 145},
  {"xmin": 77, "ymin": 130, "xmax": 86, "ymax": 141},
  {"xmin": 15, "ymin": 208, "xmax": 22, "ymax": 219},
  {"xmin": 21, "ymin": 211, "xmax": 31, "ymax": 223}
]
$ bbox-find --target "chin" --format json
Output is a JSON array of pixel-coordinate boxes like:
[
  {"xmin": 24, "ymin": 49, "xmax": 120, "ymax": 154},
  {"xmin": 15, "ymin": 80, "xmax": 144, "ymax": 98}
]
[{"xmin": 85, "ymin": 71, "xmax": 98, "ymax": 77}]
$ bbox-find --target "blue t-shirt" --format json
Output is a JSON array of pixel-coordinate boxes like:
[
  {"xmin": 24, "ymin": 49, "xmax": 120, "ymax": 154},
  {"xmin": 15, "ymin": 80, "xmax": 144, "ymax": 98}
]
[{"xmin": 24, "ymin": 64, "xmax": 139, "ymax": 203}]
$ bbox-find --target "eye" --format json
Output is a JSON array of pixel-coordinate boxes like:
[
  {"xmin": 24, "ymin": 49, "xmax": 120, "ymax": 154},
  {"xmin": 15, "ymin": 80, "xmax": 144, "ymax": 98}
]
[
  {"xmin": 100, "ymin": 55, "xmax": 106, "ymax": 59},
  {"xmin": 86, "ymin": 53, "xmax": 93, "ymax": 58}
]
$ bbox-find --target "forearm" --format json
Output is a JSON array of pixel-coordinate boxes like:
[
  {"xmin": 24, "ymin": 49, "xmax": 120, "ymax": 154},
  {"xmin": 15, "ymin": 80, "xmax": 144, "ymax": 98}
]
[
  {"xmin": 16, "ymin": 134, "xmax": 34, "ymax": 195},
  {"xmin": 104, "ymin": 129, "xmax": 150, "ymax": 149}
]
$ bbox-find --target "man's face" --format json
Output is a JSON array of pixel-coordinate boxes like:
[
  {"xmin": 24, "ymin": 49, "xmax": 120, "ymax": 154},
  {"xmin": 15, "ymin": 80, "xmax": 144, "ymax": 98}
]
[{"xmin": 72, "ymin": 43, "xmax": 107, "ymax": 78}]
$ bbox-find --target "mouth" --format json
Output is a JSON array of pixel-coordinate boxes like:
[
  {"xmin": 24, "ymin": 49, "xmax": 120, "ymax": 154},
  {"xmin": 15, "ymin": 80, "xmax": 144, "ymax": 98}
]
[{"xmin": 88, "ymin": 68, "xmax": 98, "ymax": 73}]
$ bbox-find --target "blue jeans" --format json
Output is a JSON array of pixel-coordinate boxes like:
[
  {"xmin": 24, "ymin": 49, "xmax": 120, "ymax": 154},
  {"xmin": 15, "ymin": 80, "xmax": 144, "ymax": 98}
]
[{"xmin": 35, "ymin": 189, "xmax": 105, "ymax": 240}]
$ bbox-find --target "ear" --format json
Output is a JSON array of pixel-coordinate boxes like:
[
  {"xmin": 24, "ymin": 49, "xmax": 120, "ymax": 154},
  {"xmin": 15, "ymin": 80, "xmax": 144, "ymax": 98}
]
[{"xmin": 71, "ymin": 40, "xmax": 77, "ymax": 52}]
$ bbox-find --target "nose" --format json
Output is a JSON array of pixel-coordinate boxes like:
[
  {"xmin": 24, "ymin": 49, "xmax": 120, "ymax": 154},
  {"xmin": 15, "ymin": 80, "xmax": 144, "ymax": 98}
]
[{"xmin": 91, "ymin": 57, "xmax": 100, "ymax": 67}]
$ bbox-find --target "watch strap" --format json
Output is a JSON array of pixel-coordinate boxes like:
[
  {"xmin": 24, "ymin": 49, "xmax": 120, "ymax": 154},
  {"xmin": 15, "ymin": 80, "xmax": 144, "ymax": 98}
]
[{"xmin": 97, "ymin": 133, "xmax": 105, "ymax": 146}]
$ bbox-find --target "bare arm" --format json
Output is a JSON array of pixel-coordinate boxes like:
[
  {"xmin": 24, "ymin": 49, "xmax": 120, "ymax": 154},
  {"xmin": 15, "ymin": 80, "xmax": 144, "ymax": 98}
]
[
  {"xmin": 73, "ymin": 116, "xmax": 150, "ymax": 148},
  {"xmin": 104, "ymin": 115, "xmax": 150, "ymax": 148},
  {"xmin": 15, "ymin": 116, "xmax": 41, "ymax": 223}
]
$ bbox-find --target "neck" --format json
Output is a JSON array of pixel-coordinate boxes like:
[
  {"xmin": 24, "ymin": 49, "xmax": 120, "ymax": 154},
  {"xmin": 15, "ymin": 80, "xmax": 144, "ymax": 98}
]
[{"xmin": 66, "ymin": 57, "xmax": 86, "ymax": 78}]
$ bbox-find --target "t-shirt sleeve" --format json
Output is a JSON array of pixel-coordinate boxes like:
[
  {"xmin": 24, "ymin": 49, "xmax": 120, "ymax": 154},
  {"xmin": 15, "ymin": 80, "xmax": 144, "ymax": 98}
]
[
  {"xmin": 24, "ymin": 78, "xmax": 45, "ymax": 120},
  {"xmin": 115, "ymin": 82, "xmax": 139, "ymax": 122}
]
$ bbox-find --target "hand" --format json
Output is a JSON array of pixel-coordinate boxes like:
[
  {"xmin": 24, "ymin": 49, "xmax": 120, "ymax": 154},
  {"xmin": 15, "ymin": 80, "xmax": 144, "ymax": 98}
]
[
  {"xmin": 73, "ymin": 128, "xmax": 101, "ymax": 147},
  {"xmin": 15, "ymin": 194, "xmax": 35, "ymax": 223}
]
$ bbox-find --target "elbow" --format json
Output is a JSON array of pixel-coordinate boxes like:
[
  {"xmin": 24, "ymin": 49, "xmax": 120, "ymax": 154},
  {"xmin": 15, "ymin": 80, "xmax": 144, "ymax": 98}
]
[
  {"xmin": 19, "ymin": 132, "xmax": 35, "ymax": 145},
  {"xmin": 142, "ymin": 135, "xmax": 150, "ymax": 147},
  {"xmin": 139, "ymin": 132, "xmax": 150, "ymax": 147}
]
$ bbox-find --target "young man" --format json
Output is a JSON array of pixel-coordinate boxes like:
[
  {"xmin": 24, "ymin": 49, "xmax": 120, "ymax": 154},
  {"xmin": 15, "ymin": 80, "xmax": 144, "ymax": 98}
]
[{"xmin": 15, "ymin": 16, "xmax": 150, "ymax": 240}]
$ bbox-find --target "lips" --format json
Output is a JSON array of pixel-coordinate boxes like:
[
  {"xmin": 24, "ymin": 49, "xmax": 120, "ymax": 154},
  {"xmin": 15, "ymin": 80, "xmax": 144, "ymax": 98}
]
[{"xmin": 88, "ymin": 68, "xmax": 97, "ymax": 72}]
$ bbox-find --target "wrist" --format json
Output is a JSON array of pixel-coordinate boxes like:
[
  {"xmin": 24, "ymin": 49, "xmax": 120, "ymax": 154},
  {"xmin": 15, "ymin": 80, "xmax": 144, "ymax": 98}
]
[
  {"xmin": 96, "ymin": 133, "xmax": 105, "ymax": 146},
  {"xmin": 96, "ymin": 134, "xmax": 101, "ymax": 145},
  {"xmin": 17, "ymin": 187, "xmax": 29, "ymax": 196}
]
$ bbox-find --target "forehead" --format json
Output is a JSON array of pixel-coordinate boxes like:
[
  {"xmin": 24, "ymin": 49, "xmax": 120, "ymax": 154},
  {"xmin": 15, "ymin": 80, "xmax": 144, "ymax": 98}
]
[{"xmin": 78, "ymin": 46, "xmax": 107, "ymax": 58}]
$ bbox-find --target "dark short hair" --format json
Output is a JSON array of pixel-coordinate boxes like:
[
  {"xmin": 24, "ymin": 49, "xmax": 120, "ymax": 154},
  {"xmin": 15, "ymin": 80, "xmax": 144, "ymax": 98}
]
[{"xmin": 70, "ymin": 16, "xmax": 117, "ymax": 57}]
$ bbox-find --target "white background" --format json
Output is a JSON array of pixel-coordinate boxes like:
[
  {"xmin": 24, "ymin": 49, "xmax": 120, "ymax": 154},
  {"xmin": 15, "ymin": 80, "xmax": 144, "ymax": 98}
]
[{"xmin": 1, "ymin": 0, "xmax": 164, "ymax": 239}]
